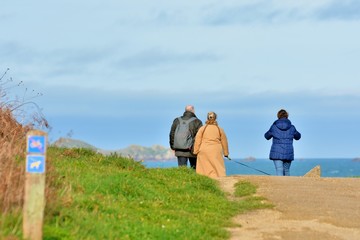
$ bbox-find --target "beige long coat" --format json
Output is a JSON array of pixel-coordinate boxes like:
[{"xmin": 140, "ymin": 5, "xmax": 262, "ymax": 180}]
[{"xmin": 193, "ymin": 124, "xmax": 229, "ymax": 178}]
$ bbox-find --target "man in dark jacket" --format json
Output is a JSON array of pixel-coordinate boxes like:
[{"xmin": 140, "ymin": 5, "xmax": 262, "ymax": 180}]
[
  {"xmin": 265, "ymin": 109, "xmax": 301, "ymax": 176},
  {"xmin": 169, "ymin": 105, "xmax": 203, "ymax": 169}
]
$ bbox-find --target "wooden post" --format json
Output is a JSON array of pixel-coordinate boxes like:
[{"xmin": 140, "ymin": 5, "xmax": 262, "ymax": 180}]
[{"xmin": 23, "ymin": 130, "xmax": 47, "ymax": 240}]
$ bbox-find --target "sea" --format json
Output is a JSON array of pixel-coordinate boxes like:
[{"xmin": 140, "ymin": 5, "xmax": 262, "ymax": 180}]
[{"xmin": 142, "ymin": 158, "xmax": 360, "ymax": 178}]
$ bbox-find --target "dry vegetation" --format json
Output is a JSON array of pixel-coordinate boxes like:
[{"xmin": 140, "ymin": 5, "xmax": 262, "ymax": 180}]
[
  {"xmin": 0, "ymin": 68, "xmax": 49, "ymax": 215},
  {"xmin": 0, "ymin": 108, "xmax": 28, "ymax": 213}
]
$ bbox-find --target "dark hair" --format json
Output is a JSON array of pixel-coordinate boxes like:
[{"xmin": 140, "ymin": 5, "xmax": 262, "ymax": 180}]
[{"xmin": 277, "ymin": 109, "xmax": 288, "ymax": 119}]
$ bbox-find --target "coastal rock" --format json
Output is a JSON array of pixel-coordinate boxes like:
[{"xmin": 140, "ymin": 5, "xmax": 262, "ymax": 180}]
[
  {"xmin": 52, "ymin": 137, "xmax": 98, "ymax": 150},
  {"xmin": 51, "ymin": 137, "xmax": 176, "ymax": 161},
  {"xmin": 243, "ymin": 156, "xmax": 256, "ymax": 162},
  {"xmin": 303, "ymin": 165, "xmax": 321, "ymax": 178}
]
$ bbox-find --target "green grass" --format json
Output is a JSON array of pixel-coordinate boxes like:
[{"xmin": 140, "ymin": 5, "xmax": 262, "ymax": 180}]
[
  {"xmin": 234, "ymin": 180, "xmax": 257, "ymax": 197},
  {"xmin": 1, "ymin": 147, "xmax": 271, "ymax": 240}
]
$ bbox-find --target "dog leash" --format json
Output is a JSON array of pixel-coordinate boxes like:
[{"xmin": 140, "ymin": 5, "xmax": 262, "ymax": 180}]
[{"xmin": 225, "ymin": 157, "xmax": 272, "ymax": 176}]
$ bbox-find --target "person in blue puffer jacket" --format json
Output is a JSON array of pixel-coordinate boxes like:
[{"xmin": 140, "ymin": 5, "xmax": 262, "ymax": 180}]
[{"xmin": 264, "ymin": 109, "xmax": 301, "ymax": 176}]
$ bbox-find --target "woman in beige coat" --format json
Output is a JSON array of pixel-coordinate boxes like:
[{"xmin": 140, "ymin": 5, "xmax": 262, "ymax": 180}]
[{"xmin": 193, "ymin": 112, "xmax": 229, "ymax": 178}]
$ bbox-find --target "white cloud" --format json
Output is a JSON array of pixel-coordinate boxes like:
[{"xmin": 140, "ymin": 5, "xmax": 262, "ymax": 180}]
[
  {"xmin": 2, "ymin": 0, "xmax": 360, "ymax": 93},
  {"xmin": 315, "ymin": 0, "xmax": 360, "ymax": 21},
  {"xmin": 2, "ymin": 0, "xmax": 360, "ymax": 157}
]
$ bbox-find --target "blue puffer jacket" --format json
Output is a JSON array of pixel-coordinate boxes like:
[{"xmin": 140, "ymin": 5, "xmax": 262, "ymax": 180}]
[{"xmin": 264, "ymin": 118, "xmax": 301, "ymax": 161}]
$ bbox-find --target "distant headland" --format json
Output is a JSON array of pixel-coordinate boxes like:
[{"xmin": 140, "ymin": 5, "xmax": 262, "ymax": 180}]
[{"xmin": 52, "ymin": 137, "xmax": 176, "ymax": 161}]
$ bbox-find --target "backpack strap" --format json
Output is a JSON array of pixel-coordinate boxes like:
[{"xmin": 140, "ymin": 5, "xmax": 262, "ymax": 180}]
[
  {"xmin": 201, "ymin": 124, "xmax": 221, "ymax": 137},
  {"xmin": 197, "ymin": 124, "xmax": 222, "ymax": 148},
  {"xmin": 178, "ymin": 117, "xmax": 196, "ymax": 123}
]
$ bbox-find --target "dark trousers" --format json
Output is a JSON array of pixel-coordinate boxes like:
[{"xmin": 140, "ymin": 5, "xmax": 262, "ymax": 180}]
[{"xmin": 177, "ymin": 156, "xmax": 197, "ymax": 169}]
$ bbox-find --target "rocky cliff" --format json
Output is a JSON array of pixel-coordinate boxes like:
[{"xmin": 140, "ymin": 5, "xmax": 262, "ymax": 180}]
[{"xmin": 52, "ymin": 137, "xmax": 175, "ymax": 161}]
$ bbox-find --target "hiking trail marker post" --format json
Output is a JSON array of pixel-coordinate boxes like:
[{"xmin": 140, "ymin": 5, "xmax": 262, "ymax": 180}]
[{"xmin": 23, "ymin": 130, "xmax": 47, "ymax": 240}]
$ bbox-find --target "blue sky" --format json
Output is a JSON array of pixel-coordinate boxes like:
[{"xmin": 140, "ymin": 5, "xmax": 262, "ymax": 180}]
[{"xmin": 1, "ymin": 0, "xmax": 360, "ymax": 158}]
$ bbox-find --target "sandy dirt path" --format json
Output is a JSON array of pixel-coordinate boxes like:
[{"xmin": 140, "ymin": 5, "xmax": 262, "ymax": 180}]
[{"xmin": 217, "ymin": 175, "xmax": 360, "ymax": 240}]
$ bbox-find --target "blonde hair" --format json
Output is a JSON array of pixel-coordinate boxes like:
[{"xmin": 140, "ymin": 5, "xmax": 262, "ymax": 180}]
[{"xmin": 206, "ymin": 111, "xmax": 218, "ymax": 125}]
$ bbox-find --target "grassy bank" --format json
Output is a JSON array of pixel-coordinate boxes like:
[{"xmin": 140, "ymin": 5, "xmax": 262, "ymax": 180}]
[{"xmin": 1, "ymin": 147, "xmax": 271, "ymax": 239}]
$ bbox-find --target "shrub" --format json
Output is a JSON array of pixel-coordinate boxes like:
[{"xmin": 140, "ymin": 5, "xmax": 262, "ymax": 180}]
[{"xmin": 0, "ymin": 68, "xmax": 49, "ymax": 216}]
